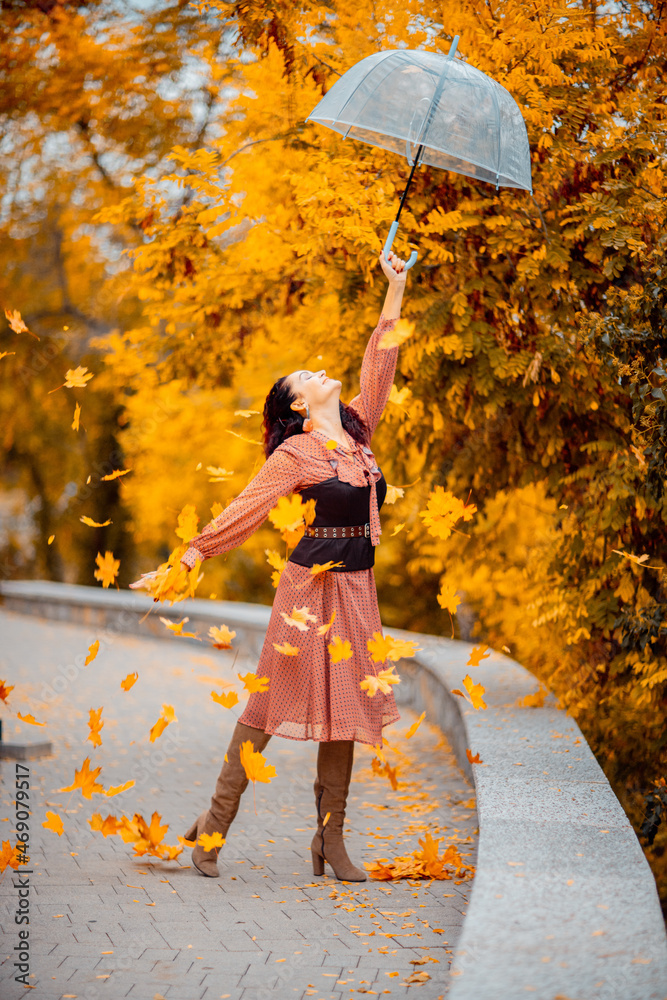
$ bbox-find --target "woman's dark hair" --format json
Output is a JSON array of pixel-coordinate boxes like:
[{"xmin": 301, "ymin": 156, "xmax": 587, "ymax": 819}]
[{"xmin": 263, "ymin": 376, "xmax": 370, "ymax": 458}]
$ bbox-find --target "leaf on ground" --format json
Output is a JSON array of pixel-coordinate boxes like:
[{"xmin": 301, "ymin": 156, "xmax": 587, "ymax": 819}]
[
  {"xmin": 517, "ymin": 686, "xmax": 548, "ymax": 707},
  {"xmin": 466, "ymin": 748, "xmax": 483, "ymax": 764}
]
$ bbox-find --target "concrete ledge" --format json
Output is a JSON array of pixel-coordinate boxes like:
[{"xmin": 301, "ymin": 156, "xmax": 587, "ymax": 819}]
[{"xmin": 2, "ymin": 579, "xmax": 666, "ymax": 999}]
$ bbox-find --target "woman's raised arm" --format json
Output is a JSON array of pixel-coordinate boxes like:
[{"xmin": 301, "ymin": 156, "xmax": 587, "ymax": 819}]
[{"xmin": 347, "ymin": 250, "xmax": 408, "ymax": 439}]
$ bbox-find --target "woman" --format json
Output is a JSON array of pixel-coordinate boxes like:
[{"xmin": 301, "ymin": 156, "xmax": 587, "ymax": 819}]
[{"xmin": 132, "ymin": 249, "xmax": 408, "ymax": 881}]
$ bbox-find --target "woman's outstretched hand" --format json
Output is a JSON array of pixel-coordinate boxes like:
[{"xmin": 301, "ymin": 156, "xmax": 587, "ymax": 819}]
[
  {"xmin": 129, "ymin": 570, "xmax": 157, "ymax": 591},
  {"xmin": 379, "ymin": 249, "xmax": 408, "ymax": 285}
]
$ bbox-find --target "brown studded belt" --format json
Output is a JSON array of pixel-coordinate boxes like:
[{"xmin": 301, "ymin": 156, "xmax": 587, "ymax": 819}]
[{"xmin": 303, "ymin": 523, "xmax": 370, "ymax": 539}]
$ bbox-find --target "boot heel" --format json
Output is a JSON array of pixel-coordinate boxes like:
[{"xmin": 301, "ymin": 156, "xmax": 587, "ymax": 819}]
[
  {"xmin": 183, "ymin": 821, "xmax": 198, "ymax": 842},
  {"xmin": 311, "ymin": 848, "xmax": 324, "ymax": 876}
]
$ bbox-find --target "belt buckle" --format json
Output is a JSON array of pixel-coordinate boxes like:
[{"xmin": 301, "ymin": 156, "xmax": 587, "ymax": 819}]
[{"xmin": 364, "ymin": 523, "xmax": 370, "ymax": 538}]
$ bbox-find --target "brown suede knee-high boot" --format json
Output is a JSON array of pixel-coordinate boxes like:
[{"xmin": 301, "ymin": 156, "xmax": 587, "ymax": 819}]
[
  {"xmin": 184, "ymin": 721, "xmax": 272, "ymax": 877},
  {"xmin": 310, "ymin": 740, "xmax": 366, "ymax": 882}
]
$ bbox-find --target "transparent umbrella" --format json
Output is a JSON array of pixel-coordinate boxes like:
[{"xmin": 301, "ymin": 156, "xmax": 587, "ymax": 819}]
[{"xmin": 306, "ymin": 37, "xmax": 532, "ymax": 269}]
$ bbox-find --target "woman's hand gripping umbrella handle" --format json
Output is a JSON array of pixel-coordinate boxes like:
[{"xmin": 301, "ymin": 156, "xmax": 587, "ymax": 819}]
[{"xmin": 383, "ymin": 222, "xmax": 418, "ymax": 270}]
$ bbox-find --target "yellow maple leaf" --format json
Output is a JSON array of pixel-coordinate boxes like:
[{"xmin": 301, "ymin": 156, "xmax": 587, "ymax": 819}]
[
  {"xmin": 419, "ymin": 487, "xmax": 477, "ymax": 540},
  {"xmin": 466, "ymin": 748, "xmax": 483, "ymax": 764},
  {"xmin": 405, "ymin": 711, "xmax": 426, "ymax": 739},
  {"xmin": 238, "ymin": 671, "xmax": 270, "ymax": 692},
  {"xmin": 463, "ymin": 674, "xmax": 487, "ymax": 710},
  {"xmin": 210, "ymin": 501, "xmax": 224, "ymax": 518},
  {"xmin": 280, "ymin": 606, "xmax": 317, "ymax": 631},
  {"xmin": 310, "ymin": 560, "xmax": 344, "ymax": 575},
  {"xmin": 42, "ymin": 811, "xmax": 64, "ymax": 836},
  {"xmin": 317, "ymin": 610, "xmax": 336, "ymax": 636},
  {"xmin": 206, "ymin": 466, "xmax": 234, "ymax": 482},
  {"xmin": 360, "ymin": 666, "xmax": 401, "ymax": 697},
  {"xmin": 17, "ymin": 712, "xmax": 46, "ymax": 726},
  {"xmin": 100, "ymin": 468, "xmax": 132, "ymax": 481},
  {"xmin": 175, "ymin": 503, "xmax": 199, "ymax": 542},
  {"xmin": 85, "ymin": 640, "xmax": 100, "ymax": 665},
  {"xmin": 88, "ymin": 813, "xmax": 122, "ymax": 837},
  {"xmin": 149, "ymin": 704, "xmax": 177, "ymax": 742},
  {"xmin": 87, "ymin": 707, "xmax": 104, "ymax": 748},
  {"xmin": 367, "ymin": 632, "xmax": 396, "ymax": 664},
  {"xmin": 0, "ymin": 680, "xmax": 15, "ymax": 705},
  {"xmin": 384, "ymin": 484, "xmax": 404, "ymax": 504},
  {"xmin": 211, "ymin": 689, "xmax": 239, "ymax": 709},
  {"xmin": 437, "ymin": 580, "xmax": 460, "ymax": 615},
  {"xmin": 159, "ymin": 616, "xmax": 199, "ymax": 639},
  {"xmin": 0, "ymin": 840, "xmax": 22, "ymax": 872},
  {"xmin": 272, "ymin": 641, "xmax": 300, "ymax": 656},
  {"xmin": 81, "ymin": 515, "xmax": 112, "ymax": 527},
  {"xmin": 94, "ymin": 550, "xmax": 120, "ymax": 588},
  {"xmin": 120, "ymin": 671, "xmax": 138, "ymax": 691},
  {"xmin": 328, "ymin": 636, "xmax": 353, "ymax": 663},
  {"xmin": 208, "ymin": 624, "xmax": 236, "ymax": 648},
  {"xmin": 5, "ymin": 308, "xmax": 29, "ymax": 334},
  {"xmin": 378, "ymin": 317, "xmax": 415, "ymax": 350},
  {"xmin": 265, "ymin": 548, "xmax": 287, "ymax": 588},
  {"xmin": 72, "ymin": 402, "xmax": 81, "ymax": 431},
  {"xmin": 198, "ymin": 831, "xmax": 225, "ymax": 852},
  {"xmin": 467, "ymin": 644, "xmax": 490, "ymax": 667},
  {"xmin": 105, "ymin": 780, "xmax": 135, "ymax": 798},
  {"xmin": 240, "ymin": 740, "xmax": 276, "ymax": 785},
  {"xmin": 60, "ymin": 757, "xmax": 105, "ymax": 798},
  {"xmin": 268, "ymin": 495, "xmax": 312, "ymax": 533},
  {"xmin": 64, "ymin": 366, "xmax": 94, "ymax": 388}
]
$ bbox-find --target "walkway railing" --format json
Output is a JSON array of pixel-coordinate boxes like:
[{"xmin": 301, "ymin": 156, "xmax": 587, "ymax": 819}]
[{"xmin": 2, "ymin": 579, "xmax": 666, "ymax": 999}]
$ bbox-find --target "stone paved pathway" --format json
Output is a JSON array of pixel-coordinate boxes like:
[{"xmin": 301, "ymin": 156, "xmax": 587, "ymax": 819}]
[{"xmin": 0, "ymin": 608, "xmax": 478, "ymax": 1000}]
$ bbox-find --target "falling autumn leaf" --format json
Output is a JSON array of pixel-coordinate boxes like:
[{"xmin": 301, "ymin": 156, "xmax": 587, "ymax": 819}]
[
  {"xmin": 105, "ymin": 780, "xmax": 135, "ymax": 798},
  {"xmin": 0, "ymin": 841, "xmax": 22, "ymax": 873},
  {"xmin": 240, "ymin": 740, "xmax": 276, "ymax": 786},
  {"xmin": 208, "ymin": 624, "xmax": 236, "ymax": 648},
  {"xmin": 238, "ymin": 671, "xmax": 270, "ymax": 692},
  {"xmin": 0, "ymin": 681, "xmax": 14, "ymax": 705},
  {"xmin": 404, "ymin": 712, "xmax": 426, "ymax": 739},
  {"xmin": 456, "ymin": 675, "xmax": 487, "ymax": 710},
  {"xmin": 280, "ymin": 606, "xmax": 317, "ymax": 631},
  {"xmin": 72, "ymin": 402, "xmax": 81, "ymax": 431},
  {"xmin": 17, "ymin": 712, "xmax": 46, "ymax": 726},
  {"xmin": 87, "ymin": 707, "xmax": 104, "ymax": 748},
  {"xmin": 49, "ymin": 365, "xmax": 94, "ymax": 393},
  {"xmin": 316, "ymin": 610, "xmax": 336, "ymax": 636},
  {"xmin": 328, "ymin": 636, "xmax": 353, "ymax": 663},
  {"xmin": 94, "ymin": 551, "xmax": 120, "ymax": 588},
  {"xmin": 384, "ymin": 484, "xmax": 404, "ymax": 504},
  {"xmin": 48, "ymin": 534, "xmax": 55, "ymax": 545},
  {"xmin": 85, "ymin": 640, "xmax": 100, "ymax": 666},
  {"xmin": 211, "ymin": 689, "xmax": 239, "ymax": 709},
  {"xmin": 115, "ymin": 811, "xmax": 181, "ymax": 860},
  {"xmin": 159, "ymin": 616, "xmax": 199, "ymax": 639},
  {"xmin": 88, "ymin": 813, "xmax": 122, "ymax": 838},
  {"xmin": 265, "ymin": 548, "xmax": 287, "ymax": 588},
  {"xmin": 466, "ymin": 749, "xmax": 483, "ymax": 764},
  {"xmin": 272, "ymin": 641, "xmax": 300, "ymax": 656},
  {"xmin": 148, "ymin": 704, "xmax": 177, "ymax": 743},
  {"xmin": 198, "ymin": 831, "xmax": 225, "ymax": 852},
  {"xmin": 310, "ymin": 560, "xmax": 345, "ymax": 575},
  {"xmin": 437, "ymin": 580, "xmax": 461, "ymax": 615},
  {"xmin": 0, "ymin": 351, "xmax": 16, "ymax": 360},
  {"xmin": 360, "ymin": 666, "xmax": 401, "ymax": 697},
  {"xmin": 175, "ymin": 503, "xmax": 199, "ymax": 542},
  {"xmin": 206, "ymin": 466, "xmax": 234, "ymax": 482},
  {"xmin": 60, "ymin": 757, "xmax": 105, "ymax": 799},
  {"xmin": 81, "ymin": 516, "xmax": 113, "ymax": 528},
  {"xmin": 367, "ymin": 632, "xmax": 395, "ymax": 664},
  {"xmin": 42, "ymin": 811, "xmax": 64, "ymax": 836},
  {"xmin": 378, "ymin": 317, "xmax": 415, "ymax": 350},
  {"xmin": 120, "ymin": 671, "xmax": 138, "ymax": 691},
  {"xmin": 5, "ymin": 308, "xmax": 38, "ymax": 339},
  {"xmin": 391, "ymin": 523, "xmax": 405, "ymax": 536},
  {"xmin": 467, "ymin": 644, "xmax": 490, "ymax": 667},
  {"xmin": 100, "ymin": 469, "xmax": 132, "ymax": 481}
]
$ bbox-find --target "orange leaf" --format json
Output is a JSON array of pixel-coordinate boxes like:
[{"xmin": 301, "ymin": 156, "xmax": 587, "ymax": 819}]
[
  {"xmin": 466, "ymin": 748, "xmax": 483, "ymax": 764},
  {"xmin": 105, "ymin": 780, "xmax": 135, "ymax": 798},
  {"xmin": 42, "ymin": 811, "xmax": 64, "ymax": 836},
  {"xmin": 94, "ymin": 550, "xmax": 119, "ymax": 588},
  {"xmin": 467, "ymin": 645, "xmax": 490, "ymax": 667},
  {"xmin": 72, "ymin": 402, "xmax": 81, "ymax": 431},
  {"xmin": 89, "ymin": 812, "xmax": 122, "ymax": 837},
  {"xmin": 87, "ymin": 707, "xmax": 104, "ymax": 748},
  {"xmin": 175, "ymin": 504, "xmax": 199, "ymax": 542},
  {"xmin": 517, "ymin": 686, "xmax": 548, "ymax": 707},
  {"xmin": 238, "ymin": 672, "xmax": 270, "ymax": 692},
  {"xmin": 419, "ymin": 487, "xmax": 477, "ymax": 540},
  {"xmin": 280, "ymin": 606, "xmax": 317, "ymax": 631},
  {"xmin": 316, "ymin": 610, "xmax": 336, "ymax": 636},
  {"xmin": 159, "ymin": 616, "xmax": 199, "ymax": 639},
  {"xmin": 328, "ymin": 636, "xmax": 353, "ymax": 663},
  {"xmin": 120, "ymin": 671, "xmax": 138, "ymax": 691},
  {"xmin": 404, "ymin": 712, "xmax": 425, "ymax": 739},
  {"xmin": 208, "ymin": 624, "xmax": 236, "ymax": 648},
  {"xmin": 0, "ymin": 680, "xmax": 14, "ymax": 705},
  {"xmin": 17, "ymin": 712, "xmax": 46, "ymax": 726},
  {"xmin": 463, "ymin": 675, "xmax": 487, "ymax": 710},
  {"xmin": 100, "ymin": 469, "xmax": 132, "ymax": 481},
  {"xmin": 310, "ymin": 560, "xmax": 344, "ymax": 575},
  {"xmin": 211, "ymin": 689, "xmax": 239, "ymax": 709},
  {"xmin": 85, "ymin": 640, "xmax": 100, "ymax": 666},
  {"xmin": 0, "ymin": 840, "xmax": 22, "ymax": 872},
  {"xmin": 239, "ymin": 740, "xmax": 276, "ymax": 785},
  {"xmin": 272, "ymin": 641, "xmax": 299, "ymax": 656},
  {"xmin": 198, "ymin": 831, "xmax": 224, "ymax": 851},
  {"xmin": 81, "ymin": 516, "xmax": 112, "ymax": 528},
  {"xmin": 360, "ymin": 666, "xmax": 400, "ymax": 697},
  {"xmin": 63, "ymin": 365, "xmax": 94, "ymax": 388},
  {"xmin": 59, "ymin": 757, "xmax": 104, "ymax": 799},
  {"xmin": 149, "ymin": 704, "xmax": 177, "ymax": 743}
]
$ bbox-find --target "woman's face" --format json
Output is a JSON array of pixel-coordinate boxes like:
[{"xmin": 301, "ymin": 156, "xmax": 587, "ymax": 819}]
[{"xmin": 286, "ymin": 368, "xmax": 342, "ymax": 415}]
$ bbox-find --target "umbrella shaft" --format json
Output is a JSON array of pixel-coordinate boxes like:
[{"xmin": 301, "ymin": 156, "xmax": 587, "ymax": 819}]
[{"xmin": 395, "ymin": 143, "xmax": 423, "ymax": 224}]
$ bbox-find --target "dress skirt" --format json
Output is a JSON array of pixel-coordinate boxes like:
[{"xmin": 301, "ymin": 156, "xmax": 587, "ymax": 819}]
[{"xmin": 237, "ymin": 559, "xmax": 401, "ymax": 745}]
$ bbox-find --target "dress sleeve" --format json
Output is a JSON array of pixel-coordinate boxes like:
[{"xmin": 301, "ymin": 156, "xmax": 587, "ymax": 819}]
[
  {"xmin": 347, "ymin": 314, "xmax": 399, "ymax": 439},
  {"xmin": 180, "ymin": 446, "xmax": 303, "ymax": 568}
]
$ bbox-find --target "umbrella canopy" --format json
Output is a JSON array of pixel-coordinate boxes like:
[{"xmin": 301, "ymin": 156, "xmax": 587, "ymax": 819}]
[{"xmin": 307, "ymin": 46, "xmax": 532, "ymax": 193}]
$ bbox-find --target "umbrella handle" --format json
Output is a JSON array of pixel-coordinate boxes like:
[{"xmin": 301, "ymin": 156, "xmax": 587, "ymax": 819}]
[{"xmin": 383, "ymin": 221, "xmax": 419, "ymax": 271}]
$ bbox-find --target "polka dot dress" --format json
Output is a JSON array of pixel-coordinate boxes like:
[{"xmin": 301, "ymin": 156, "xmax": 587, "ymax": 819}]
[{"xmin": 181, "ymin": 315, "xmax": 401, "ymax": 747}]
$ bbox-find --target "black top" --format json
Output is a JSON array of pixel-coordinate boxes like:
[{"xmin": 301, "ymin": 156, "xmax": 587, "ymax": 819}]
[{"xmin": 288, "ymin": 469, "xmax": 387, "ymax": 573}]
